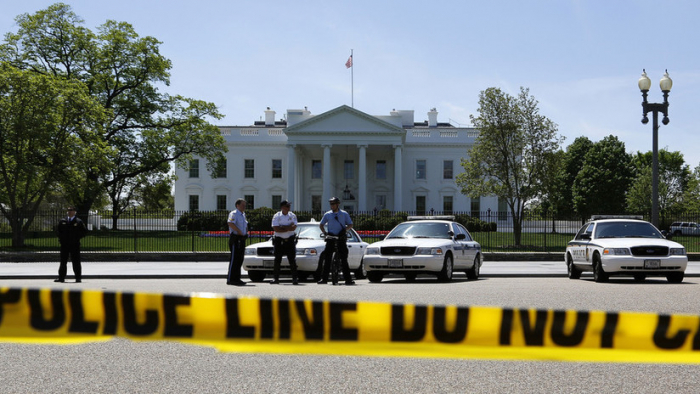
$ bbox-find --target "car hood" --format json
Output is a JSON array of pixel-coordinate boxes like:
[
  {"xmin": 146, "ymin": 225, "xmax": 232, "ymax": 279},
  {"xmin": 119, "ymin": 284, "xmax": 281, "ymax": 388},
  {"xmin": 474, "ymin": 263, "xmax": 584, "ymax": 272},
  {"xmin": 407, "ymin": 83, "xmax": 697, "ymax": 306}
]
[
  {"xmin": 246, "ymin": 239, "xmax": 326, "ymax": 249},
  {"xmin": 370, "ymin": 238, "xmax": 453, "ymax": 247},
  {"xmin": 592, "ymin": 237, "xmax": 685, "ymax": 249}
]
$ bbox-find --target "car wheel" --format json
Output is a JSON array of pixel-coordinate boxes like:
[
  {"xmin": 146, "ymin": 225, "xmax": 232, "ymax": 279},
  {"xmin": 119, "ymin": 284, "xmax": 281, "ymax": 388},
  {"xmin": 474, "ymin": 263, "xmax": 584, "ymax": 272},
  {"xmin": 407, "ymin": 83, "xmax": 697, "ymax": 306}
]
[
  {"xmin": 592, "ymin": 254, "xmax": 608, "ymax": 283},
  {"xmin": 466, "ymin": 255, "xmax": 480, "ymax": 280},
  {"xmin": 248, "ymin": 271, "xmax": 266, "ymax": 282},
  {"xmin": 633, "ymin": 274, "xmax": 647, "ymax": 283},
  {"xmin": 437, "ymin": 254, "xmax": 453, "ymax": 282},
  {"xmin": 354, "ymin": 259, "xmax": 367, "ymax": 280},
  {"xmin": 566, "ymin": 254, "xmax": 581, "ymax": 280},
  {"xmin": 367, "ymin": 271, "xmax": 384, "ymax": 283},
  {"xmin": 667, "ymin": 272, "xmax": 684, "ymax": 283},
  {"xmin": 405, "ymin": 273, "xmax": 417, "ymax": 282}
]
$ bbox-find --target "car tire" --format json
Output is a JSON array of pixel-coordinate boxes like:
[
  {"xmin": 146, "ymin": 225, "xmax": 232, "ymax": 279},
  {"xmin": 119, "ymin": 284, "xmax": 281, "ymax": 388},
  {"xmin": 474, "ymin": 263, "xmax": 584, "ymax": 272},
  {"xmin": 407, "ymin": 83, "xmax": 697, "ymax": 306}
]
[
  {"xmin": 567, "ymin": 254, "xmax": 581, "ymax": 280},
  {"xmin": 466, "ymin": 255, "xmax": 480, "ymax": 280},
  {"xmin": 354, "ymin": 259, "xmax": 367, "ymax": 280},
  {"xmin": 667, "ymin": 272, "xmax": 684, "ymax": 283},
  {"xmin": 592, "ymin": 254, "xmax": 608, "ymax": 283},
  {"xmin": 248, "ymin": 271, "xmax": 266, "ymax": 282},
  {"xmin": 633, "ymin": 274, "xmax": 647, "ymax": 283},
  {"xmin": 367, "ymin": 271, "xmax": 384, "ymax": 283},
  {"xmin": 437, "ymin": 254, "xmax": 453, "ymax": 282}
]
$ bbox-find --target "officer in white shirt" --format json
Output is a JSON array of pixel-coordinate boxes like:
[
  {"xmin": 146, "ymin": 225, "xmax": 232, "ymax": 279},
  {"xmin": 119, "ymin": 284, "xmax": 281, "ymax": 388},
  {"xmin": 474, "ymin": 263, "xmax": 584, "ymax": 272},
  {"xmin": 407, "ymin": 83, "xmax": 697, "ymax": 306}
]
[
  {"xmin": 271, "ymin": 200, "xmax": 298, "ymax": 285},
  {"xmin": 227, "ymin": 198, "xmax": 248, "ymax": 286}
]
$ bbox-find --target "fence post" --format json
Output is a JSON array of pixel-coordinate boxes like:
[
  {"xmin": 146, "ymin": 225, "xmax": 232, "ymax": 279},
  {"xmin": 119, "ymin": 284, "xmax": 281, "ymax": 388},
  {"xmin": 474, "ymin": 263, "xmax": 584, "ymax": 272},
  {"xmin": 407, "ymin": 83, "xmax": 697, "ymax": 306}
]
[{"xmin": 133, "ymin": 209, "xmax": 138, "ymax": 254}]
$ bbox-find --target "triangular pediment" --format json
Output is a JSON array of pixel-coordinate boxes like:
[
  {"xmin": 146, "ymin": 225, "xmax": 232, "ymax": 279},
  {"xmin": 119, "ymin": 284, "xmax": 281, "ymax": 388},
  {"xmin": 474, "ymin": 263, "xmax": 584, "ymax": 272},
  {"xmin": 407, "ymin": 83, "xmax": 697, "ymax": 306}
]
[{"xmin": 284, "ymin": 105, "xmax": 405, "ymax": 136}]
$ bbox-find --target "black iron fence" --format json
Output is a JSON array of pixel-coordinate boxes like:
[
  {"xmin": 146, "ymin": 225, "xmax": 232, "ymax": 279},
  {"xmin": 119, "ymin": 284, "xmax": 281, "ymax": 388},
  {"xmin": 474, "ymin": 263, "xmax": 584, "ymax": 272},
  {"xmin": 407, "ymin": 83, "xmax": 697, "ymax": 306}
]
[{"xmin": 2, "ymin": 209, "xmax": 699, "ymax": 253}]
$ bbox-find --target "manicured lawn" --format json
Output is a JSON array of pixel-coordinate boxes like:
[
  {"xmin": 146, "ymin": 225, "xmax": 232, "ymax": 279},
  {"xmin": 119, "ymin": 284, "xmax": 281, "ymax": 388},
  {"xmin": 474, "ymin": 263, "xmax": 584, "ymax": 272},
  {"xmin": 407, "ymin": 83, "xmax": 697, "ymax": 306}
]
[{"xmin": 2, "ymin": 231, "xmax": 698, "ymax": 253}]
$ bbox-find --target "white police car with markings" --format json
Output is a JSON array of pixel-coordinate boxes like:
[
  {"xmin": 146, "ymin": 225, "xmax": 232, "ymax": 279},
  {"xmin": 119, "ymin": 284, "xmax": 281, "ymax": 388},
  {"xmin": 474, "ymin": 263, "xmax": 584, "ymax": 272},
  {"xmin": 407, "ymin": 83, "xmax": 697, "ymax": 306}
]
[
  {"xmin": 565, "ymin": 216, "xmax": 688, "ymax": 283},
  {"xmin": 363, "ymin": 216, "xmax": 482, "ymax": 283},
  {"xmin": 243, "ymin": 221, "xmax": 368, "ymax": 282}
]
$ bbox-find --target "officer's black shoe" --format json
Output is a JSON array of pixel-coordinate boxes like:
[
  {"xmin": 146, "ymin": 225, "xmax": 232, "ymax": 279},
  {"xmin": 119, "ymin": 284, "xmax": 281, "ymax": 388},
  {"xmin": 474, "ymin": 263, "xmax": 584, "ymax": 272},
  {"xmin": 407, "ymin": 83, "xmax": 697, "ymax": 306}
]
[
  {"xmin": 54, "ymin": 279, "xmax": 64, "ymax": 283},
  {"xmin": 270, "ymin": 279, "xmax": 280, "ymax": 285},
  {"xmin": 293, "ymin": 278, "xmax": 299, "ymax": 285},
  {"xmin": 317, "ymin": 280, "xmax": 328, "ymax": 285},
  {"xmin": 76, "ymin": 279, "xmax": 82, "ymax": 283},
  {"xmin": 345, "ymin": 280, "xmax": 355, "ymax": 285}
]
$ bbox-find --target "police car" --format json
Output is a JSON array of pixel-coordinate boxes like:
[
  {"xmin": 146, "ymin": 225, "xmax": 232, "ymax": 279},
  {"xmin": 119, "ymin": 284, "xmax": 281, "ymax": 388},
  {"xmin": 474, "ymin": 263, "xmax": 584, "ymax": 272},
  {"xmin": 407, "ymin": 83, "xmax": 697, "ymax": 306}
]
[
  {"xmin": 243, "ymin": 221, "xmax": 368, "ymax": 282},
  {"xmin": 363, "ymin": 216, "xmax": 482, "ymax": 283},
  {"xmin": 565, "ymin": 216, "xmax": 688, "ymax": 283}
]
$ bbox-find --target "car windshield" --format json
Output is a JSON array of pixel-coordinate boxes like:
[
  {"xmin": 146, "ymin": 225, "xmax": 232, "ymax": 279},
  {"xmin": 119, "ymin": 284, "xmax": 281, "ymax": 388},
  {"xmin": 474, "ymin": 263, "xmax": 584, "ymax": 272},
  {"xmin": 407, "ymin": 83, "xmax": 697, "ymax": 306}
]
[
  {"xmin": 595, "ymin": 221, "xmax": 663, "ymax": 239},
  {"xmin": 386, "ymin": 222, "xmax": 451, "ymax": 239},
  {"xmin": 295, "ymin": 224, "xmax": 324, "ymax": 240}
]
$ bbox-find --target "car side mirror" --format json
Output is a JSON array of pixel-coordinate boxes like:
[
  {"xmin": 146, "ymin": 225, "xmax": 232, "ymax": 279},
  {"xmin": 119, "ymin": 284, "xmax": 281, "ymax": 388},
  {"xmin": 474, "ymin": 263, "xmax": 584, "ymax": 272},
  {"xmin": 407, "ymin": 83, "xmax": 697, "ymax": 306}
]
[
  {"xmin": 580, "ymin": 234, "xmax": 591, "ymax": 240},
  {"xmin": 662, "ymin": 230, "xmax": 673, "ymax": 240},
  {"xmin": 455, "ymin": 233, "xmax": 466, "ymax": 240}
]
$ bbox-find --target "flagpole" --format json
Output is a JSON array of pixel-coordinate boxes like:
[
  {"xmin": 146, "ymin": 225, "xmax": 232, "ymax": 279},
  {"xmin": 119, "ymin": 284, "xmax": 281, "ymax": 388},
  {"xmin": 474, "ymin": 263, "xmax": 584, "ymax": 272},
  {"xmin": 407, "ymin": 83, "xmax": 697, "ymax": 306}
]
[{"xmin": 351, "ymin": 49, "xmax": 354, "ymax": 108}]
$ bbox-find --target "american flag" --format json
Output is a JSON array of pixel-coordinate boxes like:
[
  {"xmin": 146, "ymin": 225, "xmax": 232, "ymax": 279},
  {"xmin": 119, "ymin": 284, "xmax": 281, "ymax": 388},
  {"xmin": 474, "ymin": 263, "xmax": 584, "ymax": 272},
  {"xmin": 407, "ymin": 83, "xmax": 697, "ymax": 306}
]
[{"xmin": 345, "ymin": 55, "xmax": 353, "ymax": 69}]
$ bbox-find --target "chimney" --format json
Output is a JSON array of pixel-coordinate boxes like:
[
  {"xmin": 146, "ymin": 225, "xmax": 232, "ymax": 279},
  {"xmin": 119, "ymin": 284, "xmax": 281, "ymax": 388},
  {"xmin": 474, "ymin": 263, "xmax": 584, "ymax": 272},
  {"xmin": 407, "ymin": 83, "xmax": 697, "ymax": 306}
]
[
  {"xmin": 264, "ymin": 107, "xmax": 276, "ymax": 126},
  {"xmin": 428, "ymin": 108, "xmax": 438, "ymax": 127}
]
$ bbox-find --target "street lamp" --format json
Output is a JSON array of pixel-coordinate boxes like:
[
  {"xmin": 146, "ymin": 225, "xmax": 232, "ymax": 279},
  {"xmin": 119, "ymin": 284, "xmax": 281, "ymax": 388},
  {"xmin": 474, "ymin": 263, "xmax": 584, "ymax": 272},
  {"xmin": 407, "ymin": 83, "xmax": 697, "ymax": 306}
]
[{"xmin": 638, "ymin": 69, "xmax": 672, "ymax": 228}]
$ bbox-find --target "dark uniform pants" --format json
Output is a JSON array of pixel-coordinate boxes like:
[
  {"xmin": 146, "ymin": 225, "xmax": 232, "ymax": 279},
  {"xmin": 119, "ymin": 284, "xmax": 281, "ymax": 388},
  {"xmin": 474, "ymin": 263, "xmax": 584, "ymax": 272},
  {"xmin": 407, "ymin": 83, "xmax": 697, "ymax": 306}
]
[
  {"xmin": 227, "ymin": 234, "xmax": 247, "ymax": 283},
  {"xmin": 58, "ymin": 242, "xmax": 82, "ymax": 281},
  {"xmin": 320, "ymin": 237, "xmax": 351, "ymax": 282},
  {"xmin": 273, "ymin": 236, "xmax": 298, "ymax": 281}
]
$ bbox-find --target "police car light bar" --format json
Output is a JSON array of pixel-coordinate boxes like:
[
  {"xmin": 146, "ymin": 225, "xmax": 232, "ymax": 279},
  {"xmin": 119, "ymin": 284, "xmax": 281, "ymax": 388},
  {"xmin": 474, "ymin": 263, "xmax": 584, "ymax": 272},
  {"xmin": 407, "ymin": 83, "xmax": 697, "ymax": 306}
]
[
  {"xmin": 407, "ymin": 215, "xmax": 456, "ymax": 221},
  {"xmin": 590, "ymin": 215, "xmax": 644, "ymax": 221}
]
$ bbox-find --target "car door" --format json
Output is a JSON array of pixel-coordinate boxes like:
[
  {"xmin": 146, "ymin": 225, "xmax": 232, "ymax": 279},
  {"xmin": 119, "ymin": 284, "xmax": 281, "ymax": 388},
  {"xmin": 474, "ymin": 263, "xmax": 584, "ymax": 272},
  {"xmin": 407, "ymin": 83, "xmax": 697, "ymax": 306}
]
[
  {"xmin": 571, "ymin": 223, "xmax": 594, "ymax": 265},
  {"xmin": 456, "ymin": 224, "xmax": 477, "ymax": 267},
  {"xmin": 345, "ymin": 229, "xmax": 365, "ymax": 268}
]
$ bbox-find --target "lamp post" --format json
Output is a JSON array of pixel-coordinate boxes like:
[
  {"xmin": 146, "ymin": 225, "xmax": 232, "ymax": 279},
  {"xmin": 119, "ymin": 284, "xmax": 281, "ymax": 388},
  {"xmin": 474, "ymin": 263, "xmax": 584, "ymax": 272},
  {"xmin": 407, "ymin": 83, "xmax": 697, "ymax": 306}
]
[{"xmin": 638, "ymin": 69, "xmax": 672, "ymax": 228}]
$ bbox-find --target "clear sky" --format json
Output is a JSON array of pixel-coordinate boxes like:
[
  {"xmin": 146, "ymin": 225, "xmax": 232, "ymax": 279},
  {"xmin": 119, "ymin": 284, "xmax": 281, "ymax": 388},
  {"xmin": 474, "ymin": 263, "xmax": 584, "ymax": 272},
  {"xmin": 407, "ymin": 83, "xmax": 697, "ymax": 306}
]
[{"xmin": 3, "ymin": 1, "xmax": 700, "ymax": 168}]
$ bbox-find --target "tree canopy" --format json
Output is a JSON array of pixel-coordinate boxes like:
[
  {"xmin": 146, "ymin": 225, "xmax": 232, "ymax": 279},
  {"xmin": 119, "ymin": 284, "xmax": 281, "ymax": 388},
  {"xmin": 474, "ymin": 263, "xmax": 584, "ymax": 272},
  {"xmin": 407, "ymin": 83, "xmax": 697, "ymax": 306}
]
[
  {"xmin": 457, "ymin": 87, "xmax": 564, "ymax": 245},
  {"xmin": 0, "ymin": 3, "xmax": 226, "ymax": 219}
]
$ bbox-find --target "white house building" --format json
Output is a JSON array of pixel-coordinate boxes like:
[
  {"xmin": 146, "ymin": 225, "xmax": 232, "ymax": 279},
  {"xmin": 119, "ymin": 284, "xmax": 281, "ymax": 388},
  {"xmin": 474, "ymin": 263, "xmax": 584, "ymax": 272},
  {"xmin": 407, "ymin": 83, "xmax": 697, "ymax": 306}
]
[{"xmin": 174, "ymin": 105, "xmax": 504, "ymax": 216}]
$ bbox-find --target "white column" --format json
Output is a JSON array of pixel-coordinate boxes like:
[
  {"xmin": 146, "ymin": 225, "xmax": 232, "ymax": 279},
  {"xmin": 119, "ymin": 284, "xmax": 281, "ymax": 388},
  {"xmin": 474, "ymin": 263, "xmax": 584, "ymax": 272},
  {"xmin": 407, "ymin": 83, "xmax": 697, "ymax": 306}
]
[
  {"xmin": 322, "ymin": 144, "xmax": 332, "ymax": 204},
  {"xmin": 358, "ymin": 144, "xmax": 367, "ymax": 211},
  {"xmin": 394, "ymin": 145, "xmax": 402, "ymax": 210},
  {"xmin": 287, "ymin": 144, "xmax": 296, "ymax": 203}
]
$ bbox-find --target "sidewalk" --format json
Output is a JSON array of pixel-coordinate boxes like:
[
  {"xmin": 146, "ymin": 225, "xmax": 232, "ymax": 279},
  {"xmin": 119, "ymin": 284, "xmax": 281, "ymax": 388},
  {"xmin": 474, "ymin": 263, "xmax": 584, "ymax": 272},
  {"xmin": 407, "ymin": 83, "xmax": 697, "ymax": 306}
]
[{"xmin": 1, "ymin": 261, "xmax": 699, "ymax": 279}]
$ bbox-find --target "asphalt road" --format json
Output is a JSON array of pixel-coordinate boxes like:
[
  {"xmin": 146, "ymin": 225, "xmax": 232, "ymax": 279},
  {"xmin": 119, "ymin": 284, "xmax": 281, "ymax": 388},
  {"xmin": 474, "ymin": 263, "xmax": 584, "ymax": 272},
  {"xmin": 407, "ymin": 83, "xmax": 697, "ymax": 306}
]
[{"xmin": 2, "ymin": 277, "xmax": 700, "ymax": 393}]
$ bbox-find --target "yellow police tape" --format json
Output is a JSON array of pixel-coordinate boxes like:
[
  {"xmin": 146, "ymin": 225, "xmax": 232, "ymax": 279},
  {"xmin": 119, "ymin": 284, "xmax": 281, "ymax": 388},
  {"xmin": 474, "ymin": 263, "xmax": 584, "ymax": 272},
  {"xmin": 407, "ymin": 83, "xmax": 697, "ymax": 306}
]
[{"xmin": 3, "ymin": 286, "xmax": 700, "ymax": 363}]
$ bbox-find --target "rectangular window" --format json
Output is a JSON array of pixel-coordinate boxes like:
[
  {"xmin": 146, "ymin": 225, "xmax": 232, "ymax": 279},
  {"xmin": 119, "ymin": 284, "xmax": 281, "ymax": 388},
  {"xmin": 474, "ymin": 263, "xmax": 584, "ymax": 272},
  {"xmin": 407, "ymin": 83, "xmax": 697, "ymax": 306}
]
[
  {"xmin": 216, "ymin": 195, "xmax": 227, "ymax": 211},
  {"xmin": 272, "ymin": 159, "xmax": 282, "ymax": 179},
  {"xmin": 188, "ymin": 195, "xmax": 199, "ymax": 211},
  {"xmin": 213, "ymin": 158, "xmax": 227, "ymax": 179},
  {"xmin": 189, "ymin": 159, "xmax": 199, "ymax": 178},
  {"xmin": 272, "ymin": 195, "xmax": 281, "ymax": 208},
  {"xmin": 471, "ymin": 198, "xmax": 481, "ymax": 218},
  {"xmin": 344, "ymin": 160, "xmax": 354, "ymax": 179},
  {"xmin": 312, "ymin": 195, "xmax": 322, "ymax": 212},
  {"xmin": 244, "ymin": 159, "xmax": 255, "ymax": 178},
  {"xmin": 244, "ymin": 195, "xmax": 255, "ymax": 210},
  {"xmin": 416, "ymin": 196, "xmax": 426, "ymax": 215},
  {"xmin": 416, "ymin": 160, "xmax": 426, "ymax": 180},
  {"xmin": 375, "ymin": 195, "xmax": 386, "ymax": 210},
  {"xmin": 312, "ymin": 160, "xmax": 322, "ymax": 179},
  {"xmin": 443, "ymin": 160, "xmax": 453, "ymax": 180},
  {"xmin": 443, "ymin": 196, "xmax": 453, "ymax": 214},
  {"xmin": 376, "ymin": 160, "xmax": 386, "ymax": 179}
]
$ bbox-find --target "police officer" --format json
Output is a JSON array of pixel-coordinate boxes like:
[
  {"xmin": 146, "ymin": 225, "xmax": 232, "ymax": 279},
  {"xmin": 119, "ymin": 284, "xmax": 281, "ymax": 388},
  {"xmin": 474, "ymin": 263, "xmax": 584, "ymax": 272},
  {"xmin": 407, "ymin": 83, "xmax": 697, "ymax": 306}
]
[
  {"xmin": 318, "ymin": 197, "xmax": 355, "ymax": 285},
  {"xmin": 55, "ymin": 206, "xmax": 87, "ymax": 283},
  {"xmin": 271, "ymin": 200, "xmax": 299, "ymax": 285},
  {"xmin": 227, "ymin": 198, "xmax": 248, "ymax": 286}
]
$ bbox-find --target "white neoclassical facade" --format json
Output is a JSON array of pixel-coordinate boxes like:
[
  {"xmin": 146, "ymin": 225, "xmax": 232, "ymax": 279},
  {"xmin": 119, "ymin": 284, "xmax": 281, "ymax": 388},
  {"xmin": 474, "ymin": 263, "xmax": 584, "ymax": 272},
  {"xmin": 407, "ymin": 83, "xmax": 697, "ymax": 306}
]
[{"xmin": 174, "ymin": 105, "xmax": 502, "ymax": 216}]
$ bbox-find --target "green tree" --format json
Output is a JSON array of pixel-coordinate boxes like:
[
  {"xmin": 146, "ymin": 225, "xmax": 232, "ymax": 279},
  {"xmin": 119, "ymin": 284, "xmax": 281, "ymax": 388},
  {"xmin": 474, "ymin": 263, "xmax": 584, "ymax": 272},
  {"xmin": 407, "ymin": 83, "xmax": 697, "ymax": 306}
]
[
  {"xmin": 553, "ymin": 137, "xmax": 594, "ymax": 221},
  {"xmin": 0, "ymin": 3, "xmax": 226, "ymax": 218},
  {"xmin": 626, "ymin": 150, "xmax": 691, "ymax": 222},
  {"xmin": 0, "ymin": 63, "xmax": 107, "ymax": 247},
  {"xmin": 457, "ymin": 87, "xmax": 564, "ymax": 245},
  {"xmin": 573, "ymin": 135, "xmax": 632, "ymax": 218},
  {"xmin": 134, "ymin": 174, "xmax": 174, "ymax": 211}
]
